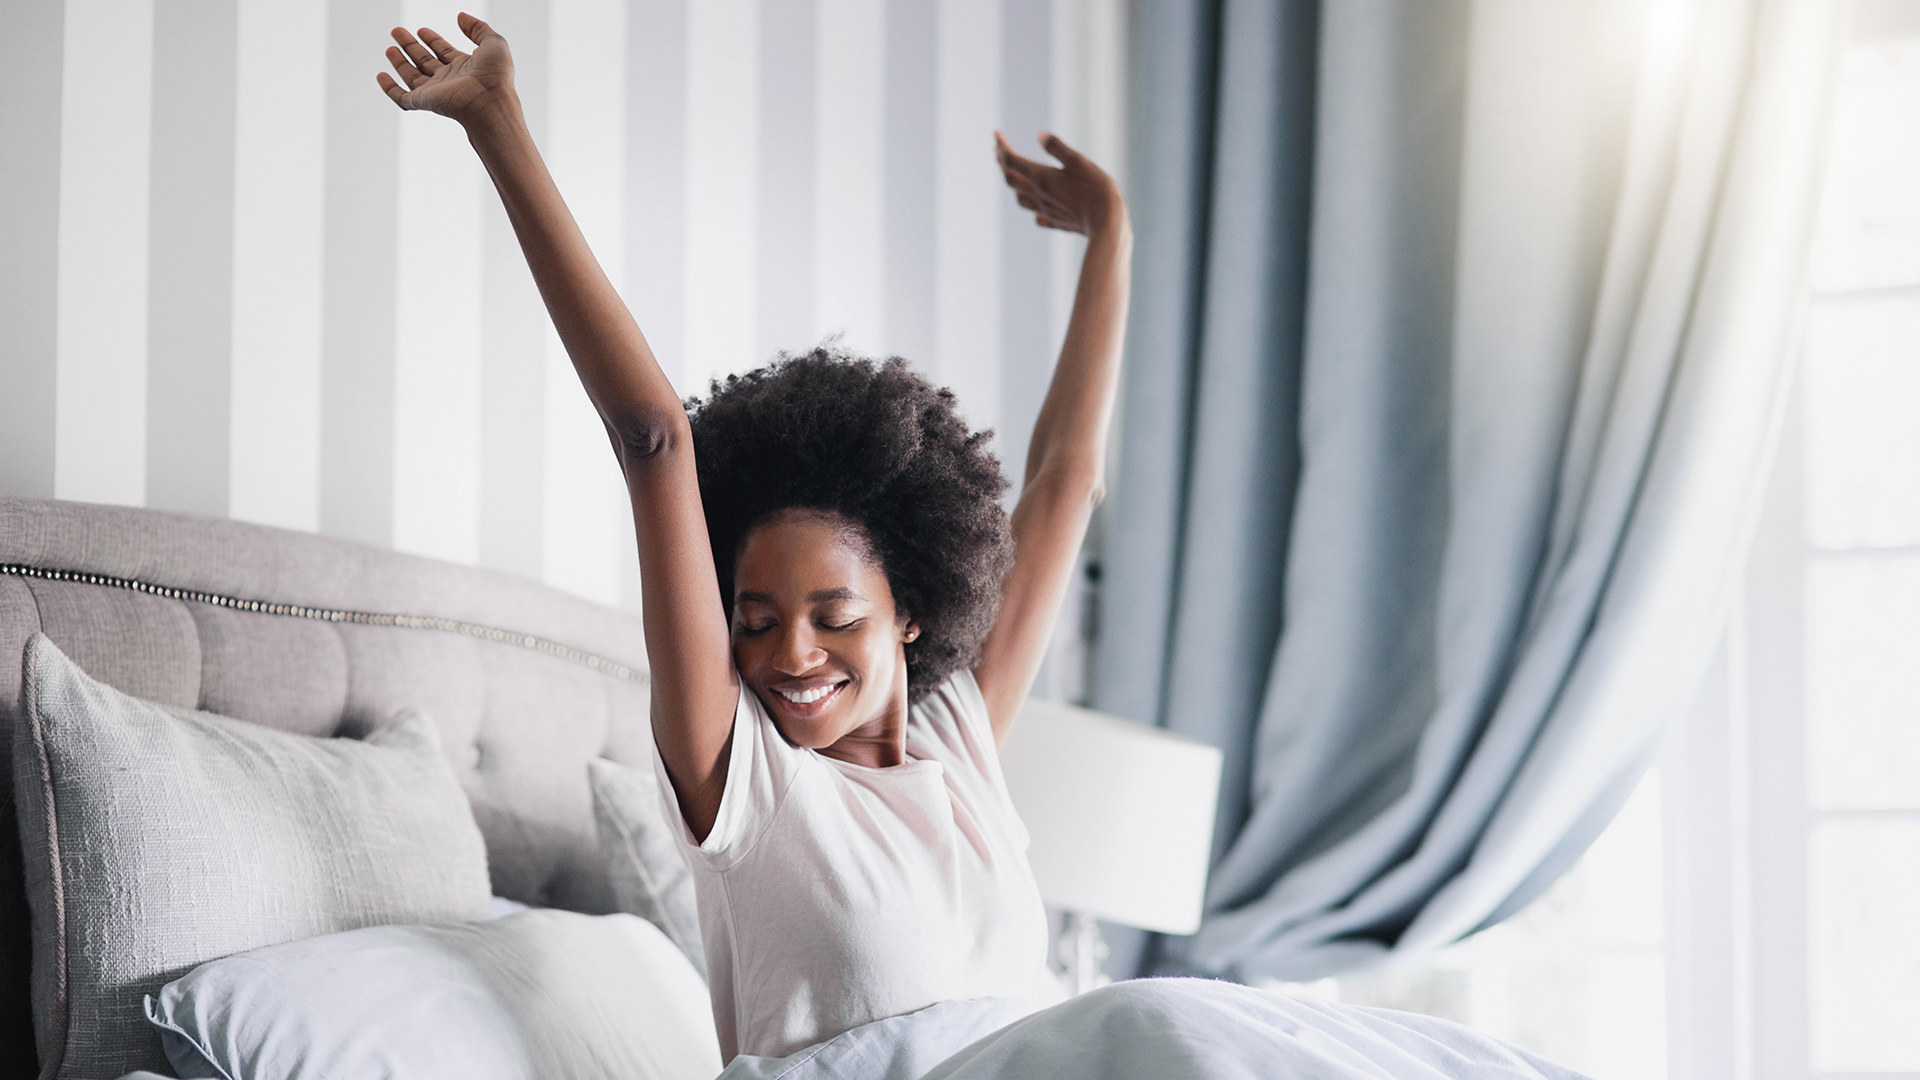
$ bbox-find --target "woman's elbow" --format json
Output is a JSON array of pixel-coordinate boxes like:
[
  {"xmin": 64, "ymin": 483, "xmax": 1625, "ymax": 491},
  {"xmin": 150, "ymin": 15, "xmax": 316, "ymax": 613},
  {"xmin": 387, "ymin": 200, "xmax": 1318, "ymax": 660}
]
[
  {"xmin": 611, "ymin": 411, "xmax": 689, "ymax": 467},
  {"xmin": 1080, "ymin": 472, "xmax": 1108, "ymax": 511},
  {"xmin": 1059, "ymin": 457, "xmax": 1105, "ymax": 508},
  {"xmin": 1030, "ymin": 459, "xmax": 1105, "ymax": 511}
]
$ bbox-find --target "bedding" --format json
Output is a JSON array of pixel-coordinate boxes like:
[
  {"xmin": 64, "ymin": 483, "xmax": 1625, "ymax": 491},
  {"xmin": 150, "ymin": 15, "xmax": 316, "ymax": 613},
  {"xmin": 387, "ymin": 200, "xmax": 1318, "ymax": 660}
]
[
  {"xmin": 13, "ymin": 633, "xmax": 493, "ymax": 1080},
  {"xmin": 144, "ymin": 908, "xmax": 720, "ymax": 1080},
  {"xmin": 720, "ymin": 979, "xmax": 1591, "ymax": 1080}
]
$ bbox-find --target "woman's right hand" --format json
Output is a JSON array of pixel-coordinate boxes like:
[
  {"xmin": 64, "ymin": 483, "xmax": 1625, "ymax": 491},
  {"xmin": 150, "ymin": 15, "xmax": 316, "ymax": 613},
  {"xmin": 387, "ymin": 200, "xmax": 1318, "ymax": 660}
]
[{"xmin": 377, "ymin": 12, "xmax": 516, "ymax": 126}]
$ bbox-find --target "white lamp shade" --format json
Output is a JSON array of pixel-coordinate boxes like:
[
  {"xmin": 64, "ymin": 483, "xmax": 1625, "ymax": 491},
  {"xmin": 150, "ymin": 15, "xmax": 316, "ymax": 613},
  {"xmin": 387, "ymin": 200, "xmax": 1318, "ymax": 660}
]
[{"xmin": 999, "ymin": 698, "xmax": 1222, "ymax": 935}]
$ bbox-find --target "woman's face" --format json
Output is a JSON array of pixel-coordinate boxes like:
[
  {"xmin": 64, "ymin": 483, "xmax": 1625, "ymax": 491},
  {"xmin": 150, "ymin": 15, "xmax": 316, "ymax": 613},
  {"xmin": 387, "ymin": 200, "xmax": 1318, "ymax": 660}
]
[{"xmin": 730, "ymin": 510, "xmax": 917, "ymax": 755}]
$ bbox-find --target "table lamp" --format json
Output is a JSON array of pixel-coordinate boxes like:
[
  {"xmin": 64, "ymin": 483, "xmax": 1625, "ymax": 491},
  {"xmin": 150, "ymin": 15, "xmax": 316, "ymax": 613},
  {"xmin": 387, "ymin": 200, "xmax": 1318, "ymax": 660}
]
[{"xmin": 999, "ymin": 697, "xmax": 1223, "ymax": 994}]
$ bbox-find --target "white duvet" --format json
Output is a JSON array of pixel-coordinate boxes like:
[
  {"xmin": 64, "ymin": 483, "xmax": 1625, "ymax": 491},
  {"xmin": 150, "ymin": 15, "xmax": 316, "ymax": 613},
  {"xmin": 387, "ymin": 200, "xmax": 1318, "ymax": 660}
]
[{"xmin": 719, "ymin": 979, "xmax": 1590, "ymax": 1080}]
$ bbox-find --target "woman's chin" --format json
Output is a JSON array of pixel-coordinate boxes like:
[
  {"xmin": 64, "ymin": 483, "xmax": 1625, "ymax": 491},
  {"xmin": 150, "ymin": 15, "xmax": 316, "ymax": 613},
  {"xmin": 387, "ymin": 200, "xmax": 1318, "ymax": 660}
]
[{"xmin": 780, "ymin": 718, "xmax": 860, "ymax": 752}]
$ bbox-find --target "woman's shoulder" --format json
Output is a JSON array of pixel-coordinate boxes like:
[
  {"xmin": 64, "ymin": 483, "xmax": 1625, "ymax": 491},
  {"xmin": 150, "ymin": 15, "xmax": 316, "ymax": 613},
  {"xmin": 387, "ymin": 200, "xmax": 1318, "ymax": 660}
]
[
  {"xmin": 679, "ymin": 682, "xmax": 818, "ymax": 868},
  {"xmin": 912, "ymin": 668, "xmax": 988, "ymax": 725},
  {"xmin": 908, "ymin": 669, "xmax": 996, "ymax": 764}
]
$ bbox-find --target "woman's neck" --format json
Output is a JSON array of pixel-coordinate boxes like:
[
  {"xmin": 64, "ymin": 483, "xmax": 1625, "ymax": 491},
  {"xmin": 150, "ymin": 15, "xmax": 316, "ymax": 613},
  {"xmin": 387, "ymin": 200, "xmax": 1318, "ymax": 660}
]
[
  {"xmin": 818, "ymin": 660, "xmax": 911, "ymax": 768},
  {"xmin": 818, "ymin": 719, "xmax": 907, "ymax": 768}
]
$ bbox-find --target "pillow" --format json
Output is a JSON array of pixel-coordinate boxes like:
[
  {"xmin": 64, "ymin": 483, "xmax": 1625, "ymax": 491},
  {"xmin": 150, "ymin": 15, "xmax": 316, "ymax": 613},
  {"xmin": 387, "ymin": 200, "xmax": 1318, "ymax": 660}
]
[
  {"xmin": 588, "ymin": 757, "xmax": 705, "ymax": 978},
  {"xmin": 13, "ymin": 633, "xmax": 493, "ymax": 1080},
  {"xmin": 145, "ymin": 908, "xmax": 721, "ymax": 1080},
  {"xmin": 490, "ymin": 894, "xmax": 533, "ymax": 918}
]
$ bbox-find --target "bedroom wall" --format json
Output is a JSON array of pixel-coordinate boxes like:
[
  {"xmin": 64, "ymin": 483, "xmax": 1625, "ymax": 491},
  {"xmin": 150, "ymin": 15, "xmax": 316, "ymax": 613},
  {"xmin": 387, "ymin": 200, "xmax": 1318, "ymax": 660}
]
[{"xmin": 0, "ymin": 0, "xmax": 1128, "ymax": 616}]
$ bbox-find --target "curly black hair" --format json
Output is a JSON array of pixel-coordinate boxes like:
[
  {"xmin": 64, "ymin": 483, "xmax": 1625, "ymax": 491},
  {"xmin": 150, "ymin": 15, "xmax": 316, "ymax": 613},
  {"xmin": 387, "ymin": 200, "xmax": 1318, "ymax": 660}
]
[{"xmin": 687, "ymin": 345, "xmax": 1016, "ymax": 702}]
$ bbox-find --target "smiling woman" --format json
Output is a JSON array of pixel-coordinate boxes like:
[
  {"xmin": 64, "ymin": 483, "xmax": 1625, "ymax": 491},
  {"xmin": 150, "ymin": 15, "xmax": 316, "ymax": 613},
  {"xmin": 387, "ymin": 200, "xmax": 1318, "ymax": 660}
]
[
  {"xmin": 730, "ymin": 510, "xmax": 923, "ymax": 767},
  {"xmin": 372, "ymin": 10, "xmax": 1132, "ymax": 1064},
  {"xmin": 688, "ymin": 349, "xmax": 1016, "ymax": 713}
]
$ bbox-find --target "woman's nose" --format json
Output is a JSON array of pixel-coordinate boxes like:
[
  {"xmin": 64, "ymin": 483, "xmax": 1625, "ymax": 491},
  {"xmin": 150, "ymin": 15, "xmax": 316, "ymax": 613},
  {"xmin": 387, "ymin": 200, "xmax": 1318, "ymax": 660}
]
[{"xmin": 774, "ymin": 625, "xmax": 826, "ymax": 673}]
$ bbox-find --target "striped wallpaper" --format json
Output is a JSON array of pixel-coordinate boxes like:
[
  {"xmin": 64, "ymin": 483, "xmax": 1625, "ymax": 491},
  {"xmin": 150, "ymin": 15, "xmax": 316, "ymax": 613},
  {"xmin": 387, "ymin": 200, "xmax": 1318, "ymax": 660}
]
[{"xmin": 0, "ymin": 0, "xmax": 1128, "ymax": 617}]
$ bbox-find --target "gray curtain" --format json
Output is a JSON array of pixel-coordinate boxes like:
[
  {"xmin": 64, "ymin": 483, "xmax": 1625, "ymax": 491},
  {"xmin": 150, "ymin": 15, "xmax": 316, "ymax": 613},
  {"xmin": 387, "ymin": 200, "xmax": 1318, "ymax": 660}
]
[{"xmin": 1094, "ymin": 0, "xmax": 1841, "ymax": 981}]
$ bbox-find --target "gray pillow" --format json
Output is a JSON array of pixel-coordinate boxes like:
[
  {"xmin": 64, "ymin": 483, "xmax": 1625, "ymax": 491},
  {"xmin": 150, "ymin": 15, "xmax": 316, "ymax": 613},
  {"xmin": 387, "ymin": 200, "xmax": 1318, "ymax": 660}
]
[
  {"xmin": 587, "ymin": 757, "xmax": 705, "ymax": 978},
  {"xmin": 144, "ymin": 908, "xmax": 719, "ymax": 1080},
  {"xmin": 13, "ymin": 633, "xmax": 493, "ymax": 1080}
]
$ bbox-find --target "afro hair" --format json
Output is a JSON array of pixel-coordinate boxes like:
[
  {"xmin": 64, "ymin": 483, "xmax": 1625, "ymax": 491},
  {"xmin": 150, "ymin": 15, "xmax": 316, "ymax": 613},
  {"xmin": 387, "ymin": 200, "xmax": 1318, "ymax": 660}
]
[{"xmin": 687, "ymin": 345, "xmax": 1016, "ymax": 702}]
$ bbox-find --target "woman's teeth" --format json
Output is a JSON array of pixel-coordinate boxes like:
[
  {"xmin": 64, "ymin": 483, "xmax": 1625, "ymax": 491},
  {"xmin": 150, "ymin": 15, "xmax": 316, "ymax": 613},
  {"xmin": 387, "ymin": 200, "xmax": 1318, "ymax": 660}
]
[{"xmin": 778, "ymin": 684, "xmax": 838, "ymax": 705}]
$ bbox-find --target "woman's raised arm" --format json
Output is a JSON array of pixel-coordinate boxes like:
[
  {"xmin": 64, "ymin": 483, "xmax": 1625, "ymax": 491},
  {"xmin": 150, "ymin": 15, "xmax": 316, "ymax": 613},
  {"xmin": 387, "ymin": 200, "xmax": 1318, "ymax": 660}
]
[
  {"xmin": 379, "ymin": 14, "xmax": 736, "ymax": 838},
  {"xmin": 971, "ymin": 132, "xmax": 1132, "ymax": 741}
]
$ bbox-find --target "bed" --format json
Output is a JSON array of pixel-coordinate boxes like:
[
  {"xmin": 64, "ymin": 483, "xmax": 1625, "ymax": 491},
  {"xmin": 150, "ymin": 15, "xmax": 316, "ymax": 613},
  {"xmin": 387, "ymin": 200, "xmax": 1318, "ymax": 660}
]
[{"xmin": 1, "ymin": 496, "xmax": 1587, "ymax": 1080}]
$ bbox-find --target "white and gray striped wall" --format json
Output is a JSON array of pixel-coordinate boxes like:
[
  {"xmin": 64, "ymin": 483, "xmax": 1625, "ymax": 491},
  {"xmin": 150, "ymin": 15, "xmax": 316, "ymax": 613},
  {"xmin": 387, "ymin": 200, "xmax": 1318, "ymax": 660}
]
[{"xmin": 0, "ymin": 0, "xmax": 1128, "ymax": 615}]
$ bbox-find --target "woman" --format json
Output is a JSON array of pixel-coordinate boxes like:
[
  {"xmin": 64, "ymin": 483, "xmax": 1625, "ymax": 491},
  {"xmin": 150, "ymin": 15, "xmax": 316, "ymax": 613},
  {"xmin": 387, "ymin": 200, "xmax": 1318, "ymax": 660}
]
[{"xmin": 377, "ymin": 13, "xmax": 1129, "ymax": 1062}]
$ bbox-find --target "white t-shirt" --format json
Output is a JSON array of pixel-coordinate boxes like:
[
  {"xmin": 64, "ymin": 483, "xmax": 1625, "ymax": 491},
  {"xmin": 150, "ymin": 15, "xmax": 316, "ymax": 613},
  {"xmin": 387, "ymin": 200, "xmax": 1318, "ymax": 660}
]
[{"xmin": 654, "ymin": 670, "xmax": 1051, "ymax": 1061}]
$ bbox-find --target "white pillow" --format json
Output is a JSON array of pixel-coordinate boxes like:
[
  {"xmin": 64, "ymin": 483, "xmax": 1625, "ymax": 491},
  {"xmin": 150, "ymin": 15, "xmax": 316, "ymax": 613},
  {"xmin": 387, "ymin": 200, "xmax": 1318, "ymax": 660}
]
[
  {"xmin": 489, "ymin": 895, "xmax": 532, "ymax": 918},
  {"xmin": 14, "ymin": 633, "xmax": 494, "ymax": 1079},
  {"xmin": 145, "ymin": 909, "xmax": 720, "ymax": 1080},
  {"xmin": 588, "ymin": 757, "xmax": 706, "ymax": 977}
]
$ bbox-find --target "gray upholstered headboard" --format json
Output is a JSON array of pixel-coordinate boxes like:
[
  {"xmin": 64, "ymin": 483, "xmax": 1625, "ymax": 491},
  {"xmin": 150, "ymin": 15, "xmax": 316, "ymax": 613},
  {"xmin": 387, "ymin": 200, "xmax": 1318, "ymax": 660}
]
[{"xmin": 0, "ymin": 496, "xmax": 654, "ymax": 1075}]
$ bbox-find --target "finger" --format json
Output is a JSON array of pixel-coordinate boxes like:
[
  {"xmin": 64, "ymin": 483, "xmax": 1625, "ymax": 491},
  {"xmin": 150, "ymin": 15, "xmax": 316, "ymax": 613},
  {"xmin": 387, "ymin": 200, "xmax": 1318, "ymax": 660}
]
[
  {"xmin": 391, "ymin": 27, "xmax": 439, "ymax": 73},
  {"xmin": 1008, "ymin": 170, "xmax": 1065, "ymax": 213},
  {"xmin": 1029, "ymin": 196, "xmax": 1071, "ymax": 221},
  {"xmin": 376, "ymin": 71, "xmax": 410, "ymax": 109},
  {"xmin": 999, "ymin": 162, "xmax": 1054, "ymax": 205},
  {"xmin": 995, "ymin": 132, "xmax": 1054, "ymax": 181},
  {"xmin": 999, "ymin": 165, "xmax": 1040, "ymax": 197},
  {"xmin": 387, "ymin": 32, "xmax": 429, "ymax": 80},
  {"xmin": 385, "ymin": 45, "xmax": 427, "ymax": 87},
  {"xmin": 418, "ymin": 26, "xmax": 467, "ymax": 64},
  {"xmin": 1040, "ymin": 131, "xmax": 1085, "ymax": 166},
  {"xmin": 457, "ymin": 12, "xmax": 501, "ymax": 46},
  {"xmin": 999, "ymin": 149, "xmax": 1052, "ymax": 183}
]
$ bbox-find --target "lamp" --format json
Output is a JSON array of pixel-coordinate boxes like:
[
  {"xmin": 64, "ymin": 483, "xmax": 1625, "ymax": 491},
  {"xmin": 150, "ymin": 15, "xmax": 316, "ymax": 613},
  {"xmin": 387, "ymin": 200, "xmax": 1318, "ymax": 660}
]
[{"xmin": 999, "ymin": 697, "xmax": 1223, "ymax": 994}]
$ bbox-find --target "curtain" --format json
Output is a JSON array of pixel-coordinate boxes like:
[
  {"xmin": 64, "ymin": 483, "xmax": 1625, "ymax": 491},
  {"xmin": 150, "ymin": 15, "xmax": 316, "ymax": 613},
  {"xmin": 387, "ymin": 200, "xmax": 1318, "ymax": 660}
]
[{"xmin": 1093, "ymin": 0, "xmax": 1841, "ymax": 981}]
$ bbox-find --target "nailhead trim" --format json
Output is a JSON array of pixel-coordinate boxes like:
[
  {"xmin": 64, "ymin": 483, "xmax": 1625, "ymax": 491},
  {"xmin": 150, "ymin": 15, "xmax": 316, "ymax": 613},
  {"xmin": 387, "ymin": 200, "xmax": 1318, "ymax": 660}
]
[{"xmin": 0, "ymin": 563, "xmax": 642, "ymax": 683}]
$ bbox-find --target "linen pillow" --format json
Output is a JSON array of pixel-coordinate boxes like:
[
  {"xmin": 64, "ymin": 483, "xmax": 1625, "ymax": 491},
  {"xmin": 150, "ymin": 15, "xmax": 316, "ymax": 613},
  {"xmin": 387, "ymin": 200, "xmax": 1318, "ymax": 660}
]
[
  {"xmin": 145, "ymin": 908, "xmax": 721, "ymax": 1080},
  {"xmin": 13, "ymin": 633, "xmax": 493, "ymax": 1080},
  {"xmin": 587, "ymin": 757, "xmax": 706, "ymax": 978}
]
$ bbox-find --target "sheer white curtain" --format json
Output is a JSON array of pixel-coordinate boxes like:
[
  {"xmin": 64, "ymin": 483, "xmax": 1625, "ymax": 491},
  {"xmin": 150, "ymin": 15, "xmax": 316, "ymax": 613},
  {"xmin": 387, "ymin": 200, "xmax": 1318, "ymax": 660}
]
[{"xmin": 1095, "ymin": 0, "xmax": 1842, "ymax": 981}]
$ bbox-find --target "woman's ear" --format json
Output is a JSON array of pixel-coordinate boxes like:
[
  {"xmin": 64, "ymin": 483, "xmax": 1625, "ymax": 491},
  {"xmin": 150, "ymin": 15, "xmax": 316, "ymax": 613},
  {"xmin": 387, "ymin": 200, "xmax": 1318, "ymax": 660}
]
[{"xmin": 902, "ymin": 621, "xmax": 920, "ymax": 643}]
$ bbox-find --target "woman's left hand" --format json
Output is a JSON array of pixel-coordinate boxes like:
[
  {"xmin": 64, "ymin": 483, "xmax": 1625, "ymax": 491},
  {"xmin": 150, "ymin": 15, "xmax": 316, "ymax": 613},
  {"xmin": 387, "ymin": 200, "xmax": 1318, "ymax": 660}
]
[{"xmin": 995, "ymin": 131, "xmax": 1127, "ymax": 237}]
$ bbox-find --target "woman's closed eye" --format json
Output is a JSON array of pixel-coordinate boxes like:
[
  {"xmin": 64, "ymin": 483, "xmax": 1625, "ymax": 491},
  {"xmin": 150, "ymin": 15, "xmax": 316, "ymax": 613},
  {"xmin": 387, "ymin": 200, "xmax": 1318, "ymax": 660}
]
[{"xmin": 734, "ymin": 613, "xmax": 860, "ymax": 635}]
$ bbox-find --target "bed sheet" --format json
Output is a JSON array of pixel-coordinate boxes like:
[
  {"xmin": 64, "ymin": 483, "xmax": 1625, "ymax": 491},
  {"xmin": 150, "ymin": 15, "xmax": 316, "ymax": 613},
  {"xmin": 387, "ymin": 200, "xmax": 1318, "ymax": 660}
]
[{"xmin": 718, "ymin": 979, "xmax": 1590, "ymax": 1080}]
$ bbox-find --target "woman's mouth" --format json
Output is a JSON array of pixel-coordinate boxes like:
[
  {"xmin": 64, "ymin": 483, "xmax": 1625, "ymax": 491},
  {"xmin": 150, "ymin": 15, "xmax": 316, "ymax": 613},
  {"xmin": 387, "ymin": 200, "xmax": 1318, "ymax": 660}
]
[
  {"xmin": 771, "ymin": 679, "xmax": 848, "ymax": 718},
  {"xmin": 776, "ymin": 684, "xmax": 838, "ymax": 704}
]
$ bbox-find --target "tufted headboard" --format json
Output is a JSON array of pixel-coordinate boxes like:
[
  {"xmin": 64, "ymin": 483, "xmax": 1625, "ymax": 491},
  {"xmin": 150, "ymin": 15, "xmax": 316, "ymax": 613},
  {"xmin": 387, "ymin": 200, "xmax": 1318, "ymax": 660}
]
[{"xmin": 0, "ymin": 496, "xmax": 654, "ymax": 1075}]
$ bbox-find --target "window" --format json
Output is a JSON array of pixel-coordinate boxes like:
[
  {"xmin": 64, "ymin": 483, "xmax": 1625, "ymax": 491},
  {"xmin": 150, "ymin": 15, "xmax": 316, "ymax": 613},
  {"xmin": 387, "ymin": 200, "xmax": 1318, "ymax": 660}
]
[{"xmin": 1797, "ymin": 8, "xmax": 1920, "ymax": 1073}]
